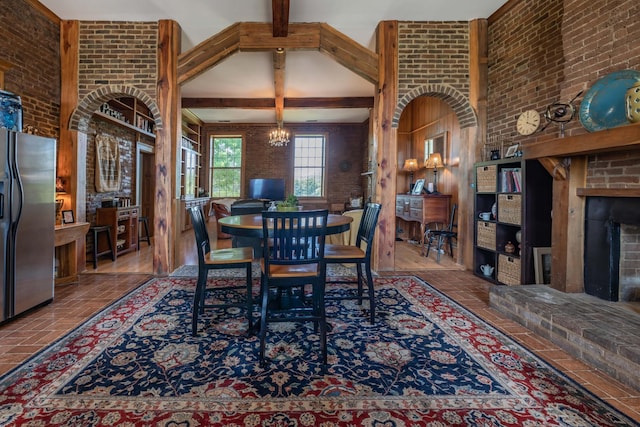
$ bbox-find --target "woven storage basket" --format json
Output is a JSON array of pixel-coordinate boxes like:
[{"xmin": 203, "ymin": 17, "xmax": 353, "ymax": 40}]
[
  {"xmin": 498, "ymin": 194, "xmax": 521, "ymax": 225},
  {"xmin": 497, "ymin": 254, "xmax": 521, "ymax": 285},
  {"xmin": 476, "ymin": 221, "xmax": 496, "ymax": 250},
  {"xmin": 476, "ymin": 165, "xmax": 497, "ymax": 192}
]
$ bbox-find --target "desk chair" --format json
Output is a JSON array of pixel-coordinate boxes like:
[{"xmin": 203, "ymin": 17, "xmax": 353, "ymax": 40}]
[
  {"xmin": 259, "ymin": 209, "xmax": 329, "ymax": 366},
  {"xmin": 188, "ymin": 206, "xmax": 254, "ymax": 336},
  {"xmin": 324, "ymin": 203, "xmax": 381, "ymax": 324},
  {"xmin": 426, "ymin": 203, "xmax": 458, "ymax": 263}
]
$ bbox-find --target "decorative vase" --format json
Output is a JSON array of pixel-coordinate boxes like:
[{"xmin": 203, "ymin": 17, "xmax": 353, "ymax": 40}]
[
  {"xmin": 504, "ymin": 241, "xmax": 515, "ymax": 254},
  {"xmin": 625, "ymin": 81, "xmax": 640, "ymax": 123}
]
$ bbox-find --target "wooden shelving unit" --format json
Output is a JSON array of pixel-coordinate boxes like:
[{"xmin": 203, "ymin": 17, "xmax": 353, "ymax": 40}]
[
  {"xmin": 95, "ymin": 97, "xmax": 156, "ymax": 138},
  {"xmin": 96, "ymin": 206, "xmax": 140, "ymax": 257},
  {"xmin": 473, "ymin": 158, "xmax": 552, "ymax": 285},
  {"xmin": 180, "ymin": 110, "xmax": 204, "ymax": 199}
]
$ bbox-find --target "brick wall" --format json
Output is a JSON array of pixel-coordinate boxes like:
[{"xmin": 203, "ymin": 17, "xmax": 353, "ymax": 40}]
[
  {"xmin": 78, "ymin": 21, "xmax": 158, "ymax": 101},
  {"xmin": 488, "ymin": 0, "xmax": 640, "ymax": 187},
  {"xmin": 487, "ymin": 0, "xmax": 564, "ymax": 147},
  {"xmin": 398, "ymin": 22, "xmax": 470, "ymax": 103},
  {"xmin": 204, "ymin": 122, "xmax": 369, "ymax": 209},
  {"xmin": 0, "ymin": 0, "xmax": 60, "ymax": 137}
]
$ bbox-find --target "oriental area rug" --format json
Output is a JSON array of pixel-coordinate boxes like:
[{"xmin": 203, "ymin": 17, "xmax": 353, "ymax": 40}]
[{"xmin": 0, "ymin": 276, "xmax": 637, "ymax": 426}]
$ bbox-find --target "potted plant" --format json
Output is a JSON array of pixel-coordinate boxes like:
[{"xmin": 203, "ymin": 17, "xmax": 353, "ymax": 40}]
[{"xmin": 277, "ymin": 194, "xmax": 299, "ymax": 211}]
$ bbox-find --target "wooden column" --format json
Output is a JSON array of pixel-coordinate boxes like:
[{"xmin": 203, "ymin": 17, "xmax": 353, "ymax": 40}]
[
  {"xmin": 59, "ymin": 20, "xmax": 87, "ymax": 273},
  {"xmin": 550, "ymin": 157, "xmax": 586, "ymax": 292},
  {"xmin": 464, "ymin": 19, "xmax": 488, "ymax": 269},
  {"xmin": 372, "ymin": 21, "xmax": 398, "ymax": 272},
  {"xmin": 156, "ymin": 20, "xmax": 181, "ymax": 275}
]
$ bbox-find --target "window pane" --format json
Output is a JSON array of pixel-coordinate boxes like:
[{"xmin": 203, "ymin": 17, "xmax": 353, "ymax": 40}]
[
  {"xmin": 293, "ymin": 135, "xmax": 325, "ymax": 197},
  {"xmin": 210, "ymin": 136, "xmax": 242, "ymax": 197}
]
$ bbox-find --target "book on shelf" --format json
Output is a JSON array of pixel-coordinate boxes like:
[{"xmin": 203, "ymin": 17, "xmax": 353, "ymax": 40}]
[{"xmin": 500, "ymin": 168, "xmax": 521, "ymax": 192}]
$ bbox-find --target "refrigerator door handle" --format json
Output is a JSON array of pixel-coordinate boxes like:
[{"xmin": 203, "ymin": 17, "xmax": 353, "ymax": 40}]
[
  {"xmin": 0, "ymin": 192, "xmax": 3, "ymax": 218},
  {"xmin": 9, "ymin": 137, "xmax": 22, "ymax": 225}
]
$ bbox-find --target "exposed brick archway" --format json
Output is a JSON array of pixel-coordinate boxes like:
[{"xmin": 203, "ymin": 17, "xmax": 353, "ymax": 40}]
[
  {"xmin": 392, "ymin": 84, "xmax": 478, "ymax": 129},
  {"xmin": 69, "ymin": 85, "xmax": 162, "ymax": 133}
]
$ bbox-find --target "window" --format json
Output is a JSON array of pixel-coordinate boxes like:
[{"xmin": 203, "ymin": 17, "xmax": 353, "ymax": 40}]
[
  {"xmin": 293, "ymin": 134, "xmax": 326, "ymax": 197},
  {"xmin": 209, "ymin": 135, "xmax": 242, "ymax": 197}
]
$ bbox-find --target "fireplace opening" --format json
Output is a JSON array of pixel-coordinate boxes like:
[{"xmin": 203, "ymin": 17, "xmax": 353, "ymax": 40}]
[{"xmin": 584, "ymin": 197, "xmax": 640, "ymax": 302}]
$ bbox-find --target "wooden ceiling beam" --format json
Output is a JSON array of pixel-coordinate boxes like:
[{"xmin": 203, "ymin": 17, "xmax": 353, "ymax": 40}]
[
  {"xmin": 273, "ymin": 49, "xmax": 286, "ymax": 123},
  {"xmin": 238, "ymin": 22, "xmax": 320, "ymax": 50},
  {"xmin": 178, "ymin": 22, "xmax": 377, "ymax": 83},
  {"xmin": 319, "ymin": 23, "xmax": 378, "ymax": 84},
  {"xmin": 182, "ymin": 98, "xmax": 275, "ymax": 109},
  {"xmin": 181, "ymin": 96, "xmax": 374, "ymax": 109},
  {"xmin": 272, "ymin": 0, "xmax": 290, "ymax": 37},
  {"xmin": 177, "ymin": 23, "xmax": 241, "ymax": 85}
]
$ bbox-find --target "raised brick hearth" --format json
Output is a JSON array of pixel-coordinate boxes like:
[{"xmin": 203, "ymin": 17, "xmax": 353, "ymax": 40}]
[{"xmin": 490, "ymin": 285, "xmax": 640, "ymax": 392}]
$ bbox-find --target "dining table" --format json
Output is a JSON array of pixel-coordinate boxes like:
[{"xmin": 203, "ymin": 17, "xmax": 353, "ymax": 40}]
[{"xmin": 218, "ymin": 212, "xmax": 353, "ymax": 239}]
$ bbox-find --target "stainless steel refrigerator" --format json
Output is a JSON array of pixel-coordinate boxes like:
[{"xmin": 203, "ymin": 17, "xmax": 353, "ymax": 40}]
[{"xmin": 0, "ymin": 130, "xmax": 56, "ymax": 322}]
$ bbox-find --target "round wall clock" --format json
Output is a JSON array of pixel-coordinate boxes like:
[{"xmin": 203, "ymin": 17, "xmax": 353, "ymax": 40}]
[{"xmin": 516, "ymin": 109, "xmax": 541, "ymax": 135}]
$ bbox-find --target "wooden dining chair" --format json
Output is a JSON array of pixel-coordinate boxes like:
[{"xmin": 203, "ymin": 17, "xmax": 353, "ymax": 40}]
[
  {"xmin": 426, "ymin": 203, "xmax": 458, "ymax": 263},
  {"xmin": 259, "ymin": 209, "xmax": 329, "ymax": 366},
  {"xmin": 324, "ymin": 202, "xmax": 381, "ymax": 324},
  {"xmin": 188, "ymin": 206, "xmax": 254, "ymax": 336}
]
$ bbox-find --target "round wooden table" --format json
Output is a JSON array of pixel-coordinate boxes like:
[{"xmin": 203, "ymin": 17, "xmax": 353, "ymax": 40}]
[{"xmin": 218, "ymin": 213, "xmax": 353, "ymax": 238}]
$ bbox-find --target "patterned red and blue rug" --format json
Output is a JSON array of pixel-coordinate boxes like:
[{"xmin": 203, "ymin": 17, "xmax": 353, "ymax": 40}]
[{"xmin": 0, "ymin": 276, "xmax": 637, "ymax": 426}]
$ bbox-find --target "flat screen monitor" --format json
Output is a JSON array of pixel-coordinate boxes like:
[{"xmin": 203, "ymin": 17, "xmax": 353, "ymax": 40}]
[{"xmin": 248, "ymin": 178, "xmax": 285, "ymax": 201}]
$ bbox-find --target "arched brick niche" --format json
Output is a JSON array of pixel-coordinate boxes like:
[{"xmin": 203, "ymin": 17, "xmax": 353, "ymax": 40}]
[
  {"xmin": 69, "ymin": 85, "xmax": 162, "ymax": 133},
  {"xmin": 392, "ymin": 84, "xmax": 477, "ymax": 129}
]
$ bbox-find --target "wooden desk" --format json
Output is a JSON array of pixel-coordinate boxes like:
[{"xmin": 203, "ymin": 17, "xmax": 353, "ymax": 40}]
[
  {"xmin": 396, "ymin": 194, "xmax": 451, "ymax": 254},
  {"xmin": 54, "ymin": 222, "xmax": 90, "ymax": 285}
]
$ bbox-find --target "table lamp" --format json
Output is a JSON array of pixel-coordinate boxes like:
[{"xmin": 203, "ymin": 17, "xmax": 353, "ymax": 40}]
[
  {"xmin": 402, "ymin": 158, "xmax": 419, "ymax": 193},
  {"xmin": 424, "ymin": 153, "xmax": 443, "ymax": 194}
]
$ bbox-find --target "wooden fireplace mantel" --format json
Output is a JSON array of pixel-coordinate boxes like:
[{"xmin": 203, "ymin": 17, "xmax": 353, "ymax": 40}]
[
  {"xmin": 576, "ymin": 188, "xmax": 640, "ymax": 197},
  {"xmin": 523, "ymin": 122, "xmax": 640, "ymax": 159}
]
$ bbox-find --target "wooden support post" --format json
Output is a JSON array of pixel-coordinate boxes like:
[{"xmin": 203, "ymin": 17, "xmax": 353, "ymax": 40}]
[
  {"xmin": 156, "ymin": 20, "xmax": 181, "ymax": 275},
  {"xmin": 59, "ymin": 20, "xmax": 87, "ymax": 273},
  {"xmin": 372, "ymin": 21, "xmax": 397, "ymax": 272},
  {"xmin": 550, "ymin": 156, "xmax": 586, "ymax": 292}
]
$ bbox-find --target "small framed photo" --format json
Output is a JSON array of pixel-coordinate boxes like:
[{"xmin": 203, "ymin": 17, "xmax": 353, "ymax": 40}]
[
  {"xmin": 504, "ymin": 144, "xmax": 519, "ymax": 158},
  {"xmin": 412, "ymin": 179, "xmax": 425, "ymax": 195},
  {"xmin": 534, "ymin": 247, "xmax": 552, "ymax": 284},
  {"xmin": 62, "ymin": 210, "xmax": 75, "ymax": 224}
]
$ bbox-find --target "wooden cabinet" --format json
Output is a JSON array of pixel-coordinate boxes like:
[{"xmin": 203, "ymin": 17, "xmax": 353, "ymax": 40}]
[
  {"xmin": 396, "ymin": 194, "xmax": 451, "ymax": 253},
  {"xmin": 96, "ymin": 206, "xmax": 140, "ymax": 257},
  {"xmin": 181, "ymin": 110, "xmax": 203, "ymax": 199},
  {"xmin": 179, "ymin": 197, "xmax": 212, "ymax": 231},
  {"xmin": 95, "ymin": 97, "xmax": 155, "ymax": 138},
  {"xmin": 473, "ymin": 159, "xmax": 552, "ymax": 285}
]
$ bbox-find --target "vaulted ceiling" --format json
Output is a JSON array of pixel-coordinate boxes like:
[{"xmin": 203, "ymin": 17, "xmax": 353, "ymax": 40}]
[{"xmin": 38, "ymin": 0, "xmax": 507, "ymax": 124}]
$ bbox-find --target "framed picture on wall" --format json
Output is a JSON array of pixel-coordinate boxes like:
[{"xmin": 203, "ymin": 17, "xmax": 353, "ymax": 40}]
[
  {"xmin": 412, "ymin": 179, "xmax": 425, "ymax": 195},
  {"xmin": 424, "ymin": 131, "xmax": 449, "ymax": 165}
]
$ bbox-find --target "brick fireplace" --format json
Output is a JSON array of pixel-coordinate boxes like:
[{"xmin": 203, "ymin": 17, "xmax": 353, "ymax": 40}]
[{"xmin": 584, "ymin": 196, "xmax": 640, "ymax": 301}]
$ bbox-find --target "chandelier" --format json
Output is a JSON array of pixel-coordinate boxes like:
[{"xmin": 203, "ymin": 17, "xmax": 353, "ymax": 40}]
[{"xmin": 268, "ymin": 123, "xmax": 289, "ymax": 147}]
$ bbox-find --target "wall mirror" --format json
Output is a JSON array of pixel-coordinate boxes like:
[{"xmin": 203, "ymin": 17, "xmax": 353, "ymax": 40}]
[{"xmin": 424, "ymin": 131, "xmax": 448, "ymax": 165}]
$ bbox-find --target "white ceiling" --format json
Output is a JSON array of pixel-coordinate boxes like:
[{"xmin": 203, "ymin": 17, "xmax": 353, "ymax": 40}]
[{"xmin": 38, "ymin": 0, "xmax": 507, "ymax": 124}]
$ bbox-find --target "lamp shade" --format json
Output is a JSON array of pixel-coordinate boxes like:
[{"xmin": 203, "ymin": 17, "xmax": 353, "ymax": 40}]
[
  {"xmin": 402, "ymin": 158, "xmax": 419, "ymax": 172},
  {"xmin": 425, "ymin": 152, "xmax": 443, "ymax": 169}
]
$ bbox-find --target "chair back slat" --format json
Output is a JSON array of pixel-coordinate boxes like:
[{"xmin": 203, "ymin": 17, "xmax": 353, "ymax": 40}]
[
  {"xmin": 188, "ymin": 206, "xmax": 211, "ymax": 264},
  {"xmin": 262, "ymin": 210, "xmax": 329, "ymax": 267},
  {"xmin": 355, "ymin": 203, "xmax": 382, "ymax": 253},
  {"xmin": 446, "ymin": 203, "xmax": 458, "ymax": 233}
]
